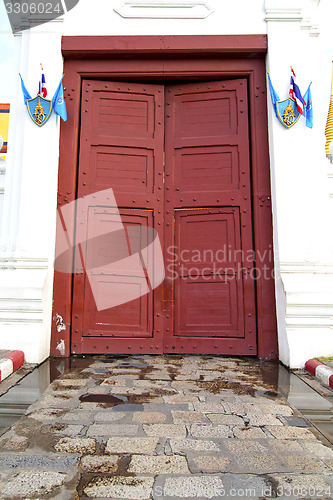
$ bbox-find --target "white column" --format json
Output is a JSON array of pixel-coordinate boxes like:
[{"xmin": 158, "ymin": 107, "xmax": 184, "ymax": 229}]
[
  {"xmin": 266, "ymin": 0, "xmax": 333, "ymax": 367},
  {"xmin": 0, "ymin": 20, "xmax": 64, "ymax": 363}
]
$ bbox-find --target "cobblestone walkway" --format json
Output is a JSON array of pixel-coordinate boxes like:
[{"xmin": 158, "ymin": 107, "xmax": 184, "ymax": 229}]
[{"xmin": 0, "ymin": 356, "xmax": 332, "ymax": 499}]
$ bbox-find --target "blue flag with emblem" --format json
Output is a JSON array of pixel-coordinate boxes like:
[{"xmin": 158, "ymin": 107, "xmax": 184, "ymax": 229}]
[
  {"xmin": 19, "ymin": 73, "xmax": 32, "ymax": 105},
  {"xmin": 303, "ymin": 83, "xmax": 313, "ymax": 129},
  {"xmin": 267, "ymin": 73, "xmax": 280, "ymax": 118},
  {"xmin": 52, "ymin": 76, "xmax": 67, "ymax": 122}
]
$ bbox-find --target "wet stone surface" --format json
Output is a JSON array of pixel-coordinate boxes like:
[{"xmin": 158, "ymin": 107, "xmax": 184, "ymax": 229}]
[{"xmin": 0, "ymin": 355, "xmax": 333, "ymax": 499}]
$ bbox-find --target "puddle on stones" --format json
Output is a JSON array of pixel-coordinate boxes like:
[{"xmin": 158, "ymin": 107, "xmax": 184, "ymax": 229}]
[
  {"xmin": 0, "ymin": 355, "xmax": 332, "ymax": 445},
  {"xmin": 79, "ymin": 393, "xmax": 144, "ymax": 411}
]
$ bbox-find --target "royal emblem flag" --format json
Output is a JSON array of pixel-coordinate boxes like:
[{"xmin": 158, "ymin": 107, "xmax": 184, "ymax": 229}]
[
  {"xmin": 303, "ymin": 83, "xmax": 313, "ymax": 129},
  {"xmin": 267, "ymin": 73, "xmax": 280, "ymax": 119},
  {"xmin": 19, "ymin": 74, "xmax": 32, "ymax": 105},
  {"xmin": 289, "ymin": 67, "xmax": 305, "ymax": 115},
  {"xmin": 20, "ymin": 72, "xmax": 67, "ymax": 126},
  {"xmin": 276, "ymin": 98, "xmax": 300, "ymax": 128},
  {"xmin": 27, "ymin": 95, "xmax": 52, "ymax": 127},
  {"xmin": 52, "ymin": 76, "xmax": 67, "ymax": 122}
]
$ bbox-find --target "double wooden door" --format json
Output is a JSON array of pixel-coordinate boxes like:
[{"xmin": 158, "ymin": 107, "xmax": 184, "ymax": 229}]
[{"xmin": 71, "ymin": 79, "xmax": 257, "ymax": 355}]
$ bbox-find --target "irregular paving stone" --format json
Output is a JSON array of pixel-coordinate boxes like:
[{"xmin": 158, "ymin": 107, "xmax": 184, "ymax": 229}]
[
  {"xmin": 153, "ymin": 475, "xmax": 226, "ymax": 499},
  {"xmin": 94, "ymin": 411, "xmax": 126, "ymax": 422},
  {"xmin": 87, "ymin": 424, "xmax": 138, "ymax": 437},
  {"xmin": 146, "ymin": 372, "xmax": 172, "ymax": 380},
  {"xmin": 245, "ymin": 414, "xmax": 283, "ymax": 426},
  {"xmin": 279, "ymin": 415, "xmax": 310, "ymax": 427},
  {"xmin": 53, "ymin": 378, "xmax": 88, "ymax": 388},
  {"xmin": 109, "ymin": 387, "xmax": 148, "ymax": 395},
  {"xmin": 1, "ymin": 470, "xmax": 66, "ymax": 497},
  {"xmin": 207, "ymin": 414, "xmax": 244, "ymax": 426},
  {"xmin": 171, "ymin": 381, "xmax": 200, "ymax": 391},
  {"xmin": 85, "ymin": 386, "xmax": 111, "ymax": 394},
  {"xmin": 270, "ymin": 473, "xmax": 332, "ymax": 498},
  {"xmin": 258, "ymin": 403, "xmax": 294, "ymax": 416},
  {"xmin": 101, "ymin": 378, "xmax": 126, "ymax": 386},
  {"xmin": 223, "ymin": 439, "xmax": 267, "ymax": 454},
  {"xmin": 190, "ymin": 424, "xmax": 230, "ymax": 438},
  {"xmin": 0, "ymin": 455, "xmax": 77, "ymax": 470},
  {"xmin": 169, "ymin": 438, "xmax": 220, "ymax": 453},
  {"xmin": 129, "ymin": 455, "xmax": 190, "ymax": 474},
  {"xmin": 143, "ymin": 403, "xmax": 190, "ymax": 412},
  {"xmin": 1, "ymin": 434, "xmax": 28, "ymax": 451},
  {"xmin": 281, "ymin": 455, "xmax": 329, "ymax": 472},
  {"xmin": 54, "ymin": 437, "xmax": 96, "ymax": 454},
  {"xmin": 78, "ymin": 402, "xmax": 101, "ymax": 411},
  {"xmin": 133, "ymin": 411, "xmax": 167, "ymax": 423},
  {"xmin": 302, "ymin": 440, "xmax": 333, "ymax": 458},
  {"xmin": 143, "ymin": 424, "xmax": 187, "ymax": 438},
  {"xmin": 165, "ymin": 395, "xmax": 199, "ymax": 403},
  {"xmin": 61, "ymin": 411, "xmax": 95, "ymax": 423},
  {"xmin": 190, "ymin": 455, "xmax": 230, "ymax": 473},
  {"xmin": 26, "ymin": 408, "xmax": 66, "ymax": 421},
  {"xmin": 265, "ymin": 438, "xmax": 304, "ymax": 454},
  {"xmin": 53, "ymin": 423, "xmax": 84, "ymax": 436},
  {"xmin": 79, "ymin": 454, "xmax": 118, "ymax": 472},
  {"xmin": 228, "ymin": 474, "xmax": 275, "ymax": 498},
  {"xmin": 106, "ymin": 437, "xmax": 159, "ymax": 455},
  {"xmin": 84, "ymin": 475, "xmax": 154, "ymax": 499},
  {"xmin": 30, "ymin": 394, "xmax": 79, "ymax": 409},
  {"xmin": 134, "ymin": 379, "xmax": 170, "ymax": 388},
  {"xmin": 233, "ymin": 426, "xmax": 267, "ymax": 439},
  {"xmin": 266, "ymin": 426, "xmax": 316, "ymax": 440},
  {"xmin": 231, "ymin": 454, "xmax": 281, "ymax": 474},
  {"xmin": 193, "ymin": 402, "xmax": 225, "ymax": 413},
  {"xmin": 172, "ymin": 411, "xmax": 207, "ymax": 424}
]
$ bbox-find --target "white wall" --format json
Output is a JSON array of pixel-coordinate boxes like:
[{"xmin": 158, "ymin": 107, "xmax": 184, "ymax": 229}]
[
  {"xmin": 62, "ymin": 0, "xmax": 267, "ymax": 36},
  {"xmin": 266, "ymin": 0, "xmax": 333, "ymax": 367}
]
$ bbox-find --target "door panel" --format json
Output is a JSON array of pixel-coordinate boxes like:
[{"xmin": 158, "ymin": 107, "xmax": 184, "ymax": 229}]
[
  {"xmin": 173, "ymin": 208, "xmax": 244, "ymax": 338},
  {"xmin": 164, "ymin": 80, "xmax": 257, "ymax": 355},
  {"xmin": 71, "ymin": 81, "xmax": 164, "ymax": 354}
]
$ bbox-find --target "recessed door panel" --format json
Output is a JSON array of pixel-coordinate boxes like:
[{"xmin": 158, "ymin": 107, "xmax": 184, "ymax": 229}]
[{"xmin": 164, "ymin": 79, "xmax": 257, "ymax": 355}]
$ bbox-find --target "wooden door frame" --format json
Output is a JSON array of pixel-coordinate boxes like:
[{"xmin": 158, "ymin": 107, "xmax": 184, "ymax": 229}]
[{"xmin": 51, "ymin": 35, "xmax": 278, "ymax": 360}]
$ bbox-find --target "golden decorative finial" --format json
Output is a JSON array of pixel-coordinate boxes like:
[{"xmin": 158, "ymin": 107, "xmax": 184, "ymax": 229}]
[{"xmin": 325, "ymin": 62, "xmax": 333, "ymax": 156}]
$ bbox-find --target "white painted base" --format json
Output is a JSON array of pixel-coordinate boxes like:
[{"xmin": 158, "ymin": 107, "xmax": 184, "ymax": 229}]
[
  {"xmin": 0, "ymin": 261, "xmax": 53, "ymax": 364},
  {"xmin": 278, "ymin": 263, "xmax": 333, "ymax": 368}
]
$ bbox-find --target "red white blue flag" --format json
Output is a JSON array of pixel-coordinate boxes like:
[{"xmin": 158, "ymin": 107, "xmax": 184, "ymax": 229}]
[
  {"xmin": 289, "ymin": 67, "xmax": 305, "ymax": 114},
  {"xmin": 38, "ymin": 64, "xmax": 47, "ymax": 98}
]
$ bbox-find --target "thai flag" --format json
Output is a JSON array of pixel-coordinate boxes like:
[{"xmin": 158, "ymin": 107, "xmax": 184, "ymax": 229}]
[
  {"xmin": 289, "ymin": 67, "xmax": 305, "ymax": 114},
  {"xmin": 38, "ymin": 64, "xmax": 47, "ymax": 98}
]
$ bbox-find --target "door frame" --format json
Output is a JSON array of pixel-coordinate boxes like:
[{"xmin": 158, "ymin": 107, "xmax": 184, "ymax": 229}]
[{"xmin": 51, "ymin": 35, "xmax": 278, "ymax": 360}]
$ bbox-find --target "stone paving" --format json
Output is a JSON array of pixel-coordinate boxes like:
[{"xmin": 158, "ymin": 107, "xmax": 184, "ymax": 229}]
[{"xmin": 0, "ymin": 355, "xmax": 333, "ymax": 499}]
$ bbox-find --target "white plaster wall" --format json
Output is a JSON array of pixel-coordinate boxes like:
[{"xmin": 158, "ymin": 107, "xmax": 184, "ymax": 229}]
[
  {"xmin": 0, "ymin": 21, "xmax": 63, "ymax": 363},
  {"xmin": 62, "ymin": 0, "xmax": 267, "ymax": 36},
  {"xmin": 266, "ymin": 0, "xmax": 333, "ymax": 367}
]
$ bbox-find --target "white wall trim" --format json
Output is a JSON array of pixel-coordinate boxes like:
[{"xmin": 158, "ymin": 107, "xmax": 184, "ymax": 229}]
[
  {"xmin": 114, "ymin": 0, "xmax": 214, "ymax": 19},
  {"xmin": 265, "ymin": 0, "xmax": 320, "ymax": 36},
  {"xmin": 0, "ymin": 257, "xmax": 49, "ymax": 270},
  {"xmin": 280, "ymin": 262, "xmax": 333, "ymax": 274}
]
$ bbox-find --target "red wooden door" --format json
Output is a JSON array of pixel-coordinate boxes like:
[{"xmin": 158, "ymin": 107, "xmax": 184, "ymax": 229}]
[
  {"xmin": 71, "ymin": 79, "xmax": 257, "ymax": 355},
  {"xmin": 71, "ymin": 81, "xmax": 164, "ymax": 354},
  {"xmin": 163, "ymin": 80, "xmax": 257, "ymax": 355}
]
